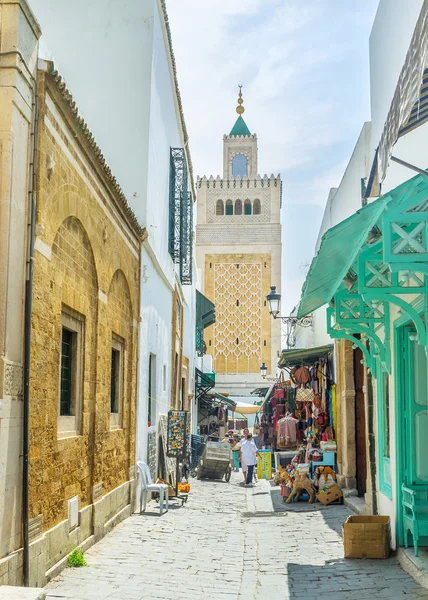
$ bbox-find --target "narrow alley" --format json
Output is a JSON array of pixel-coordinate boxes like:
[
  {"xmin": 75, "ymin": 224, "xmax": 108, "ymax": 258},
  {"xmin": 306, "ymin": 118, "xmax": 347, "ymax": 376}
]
[{"xmin": 44, "ymin": 475, "xmax": 428, "ymax": 600}]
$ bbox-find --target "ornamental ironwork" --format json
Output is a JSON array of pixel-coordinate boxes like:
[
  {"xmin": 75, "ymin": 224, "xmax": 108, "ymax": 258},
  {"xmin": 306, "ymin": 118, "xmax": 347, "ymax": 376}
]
[
  {"xmin": 169, "ymin": 148, "xmax": 192, "ymax": 284},
  {"xmin": 180, "ymin": 191, "xmax": 193, "ymax": 285},
  {"xmin": 169, "ymin": 148, "xmax": 188, "ymax": 263}
]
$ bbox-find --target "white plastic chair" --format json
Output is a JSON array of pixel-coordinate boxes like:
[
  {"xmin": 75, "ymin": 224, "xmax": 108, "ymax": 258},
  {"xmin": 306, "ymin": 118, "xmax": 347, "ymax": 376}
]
[{"xmin": 136, "ymin": 461, "xmax": 169, "ymax": 515}]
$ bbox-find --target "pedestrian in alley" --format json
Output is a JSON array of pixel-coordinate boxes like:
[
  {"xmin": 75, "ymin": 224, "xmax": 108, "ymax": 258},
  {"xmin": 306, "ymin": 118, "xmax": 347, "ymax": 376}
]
[
  {"xmin": 240, "ymin": 428, "xmax": 250, "ymax": 482},
  {"xmin": 240, "ymin": 432, "xmax": 260, "ymax": 487},
  {"xmin": 231, "ymin": 434, "xmax": 241, "ymax": 472}
]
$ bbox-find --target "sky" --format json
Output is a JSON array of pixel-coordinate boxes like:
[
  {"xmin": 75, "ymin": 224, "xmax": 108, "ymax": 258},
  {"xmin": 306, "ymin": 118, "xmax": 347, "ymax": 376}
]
[{"xmin": 167, "ymin": 0, "xmax": 379, "ymax": 314}]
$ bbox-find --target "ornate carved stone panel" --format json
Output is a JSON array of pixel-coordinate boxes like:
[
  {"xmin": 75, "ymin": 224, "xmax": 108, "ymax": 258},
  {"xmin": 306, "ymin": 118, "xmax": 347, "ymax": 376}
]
[
  {"xmin": 3, "ymin": 360, "xmax": 23, "ymax": 397},
  {"xmin": 213, "ymin": 262, "xmax": 262, "ymax": 373}
]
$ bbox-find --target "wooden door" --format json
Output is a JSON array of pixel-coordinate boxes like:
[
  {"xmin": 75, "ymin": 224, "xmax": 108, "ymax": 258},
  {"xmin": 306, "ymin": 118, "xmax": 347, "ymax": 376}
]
[{"xmin": 354, "ymin": 343, "xmax": 367, "ymax": 497}]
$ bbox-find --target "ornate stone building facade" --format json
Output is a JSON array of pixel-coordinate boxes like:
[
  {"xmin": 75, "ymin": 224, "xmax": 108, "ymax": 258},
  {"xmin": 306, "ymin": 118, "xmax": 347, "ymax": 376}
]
[
  {"xmin": 0, "ymin": 0, "xmax": 41, "ymax": 586},
  {"xmin": 25, "ymin": 65, "xmax": 142, "ymax": 586},
  {"xmin": 196, "ymin": 92, "xmax": 282, "ymax": 394}
]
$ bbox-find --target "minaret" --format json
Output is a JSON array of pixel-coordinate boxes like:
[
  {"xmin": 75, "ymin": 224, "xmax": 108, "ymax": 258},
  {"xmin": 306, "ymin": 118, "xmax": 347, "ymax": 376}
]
[{"xmin": 196, "ymin": 87, "xmax": 282, "ymax": 396}]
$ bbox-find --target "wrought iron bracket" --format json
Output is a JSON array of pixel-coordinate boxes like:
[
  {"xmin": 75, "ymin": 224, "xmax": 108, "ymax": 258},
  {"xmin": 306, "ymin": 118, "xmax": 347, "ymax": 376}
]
[{"xmin": 275, "ymin": 315, "xmax": 313, "ymax": 327}]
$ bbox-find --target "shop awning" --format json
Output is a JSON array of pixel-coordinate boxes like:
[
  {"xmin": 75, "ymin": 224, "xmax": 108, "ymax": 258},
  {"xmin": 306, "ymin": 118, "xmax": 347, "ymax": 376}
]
[
  {"xmin": 232, "ymin": 383, "xmax": 275, "ymax": 414},
  {"xmin": 278, "ymin": 344, "xmax": 334, "ymax": 369},
  {"xmin": 251, "ymin": 387, "xmax": 270, "ymax": 397},
  {"xmin": 297, "ymin": 198, "xmax": 387, "ymax": 318},
  {"xmin": 213, "ymin": 393, "xmax": 237, "ymax": 410},
  {"xmin": 196, "ymin": 290, "xmax": 215, "ymax": 329}
]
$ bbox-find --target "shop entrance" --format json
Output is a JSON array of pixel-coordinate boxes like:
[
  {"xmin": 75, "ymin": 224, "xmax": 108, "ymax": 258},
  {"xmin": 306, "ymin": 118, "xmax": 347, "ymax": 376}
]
[
  {"xmin": 397, "ymin": 326, "xmax": 428, "ymax": 547},
  {"xmin": 353, "ymin": 342, "xmax": 367, "ymax": 497}
]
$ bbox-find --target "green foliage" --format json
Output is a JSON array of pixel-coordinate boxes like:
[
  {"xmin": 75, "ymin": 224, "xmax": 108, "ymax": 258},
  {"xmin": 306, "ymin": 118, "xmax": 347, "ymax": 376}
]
[{"xmin": 67, "ymin": 548, "xmax": 87, "ymax": 568}]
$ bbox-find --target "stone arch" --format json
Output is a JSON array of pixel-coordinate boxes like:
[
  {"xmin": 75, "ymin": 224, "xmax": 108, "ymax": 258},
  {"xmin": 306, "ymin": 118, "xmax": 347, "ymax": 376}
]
[
  {"xmin": 107, "ymin": 269, "xmax": 133, "ymax": 337},
  {"xmin": 105, "ymin": 268, "xmax": 135, "ymax": 492},
  {"xmin": 226, "ymin": 200, "xmax": 234, "ymax": 216},
  {"xmin": 52, "ymin": 215, "xmax": 99, "ymax": 298},
  {"xmin": 48, "ymin": 216, "xmax": 99, "ymax": 521},
  {"xmin": 253, "ymin": 199, "xmax": 261, "ymax": 215},
  {"xmin": 216, "ymin": 199, "xmax": 224, "ymax": 215},
  {"xmin": 244, "ymin": 199, "xmax": 252, "ymax": 215},
  {"xmin": 235, "ymin": 199, "xmax": 242, "ymax": 215},
  {"xmin": 43, "ymin": 185, "xmax": 103, "ymax": 278}
]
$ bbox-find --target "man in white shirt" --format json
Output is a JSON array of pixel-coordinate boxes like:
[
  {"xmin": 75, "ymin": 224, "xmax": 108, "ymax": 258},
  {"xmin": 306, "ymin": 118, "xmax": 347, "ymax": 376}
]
[{"xmin": 240, "ymin": 433, "xmax": 260, "ymax": 486}]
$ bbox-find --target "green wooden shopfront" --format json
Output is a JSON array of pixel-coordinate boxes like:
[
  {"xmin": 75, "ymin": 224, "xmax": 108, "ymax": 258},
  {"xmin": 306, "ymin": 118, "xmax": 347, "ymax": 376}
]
[{"xmin": 298, "ymin": 173, "xmax": 428, "ymax": 553}]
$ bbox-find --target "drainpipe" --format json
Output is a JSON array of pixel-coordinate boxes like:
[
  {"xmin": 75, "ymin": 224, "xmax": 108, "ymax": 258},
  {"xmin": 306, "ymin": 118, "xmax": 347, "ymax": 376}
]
[{"xmin": 23, "ymin": 70, "xmax": 38, "ymax": 587}]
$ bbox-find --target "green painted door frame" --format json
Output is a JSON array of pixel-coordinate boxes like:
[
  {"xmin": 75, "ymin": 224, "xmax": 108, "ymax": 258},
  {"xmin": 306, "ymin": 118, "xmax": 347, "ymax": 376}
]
[
  {"xmin": 394, "ymin": 323, "xmax": 408, "ymax": 546},
  {"xmin": 394, "ymin": 319, "xmax": 428, "ymax": 547}
]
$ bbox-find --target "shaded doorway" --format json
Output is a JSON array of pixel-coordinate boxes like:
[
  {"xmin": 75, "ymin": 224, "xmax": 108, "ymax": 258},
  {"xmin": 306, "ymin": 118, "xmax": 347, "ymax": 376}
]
[{"xmin": 353, "ymin": 341, "xmax": 367, "ymax": 497}]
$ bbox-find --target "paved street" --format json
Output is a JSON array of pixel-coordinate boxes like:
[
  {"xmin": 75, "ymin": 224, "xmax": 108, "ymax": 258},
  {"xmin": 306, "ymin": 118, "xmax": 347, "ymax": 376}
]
[{"xmin": 45, "ymin": 473, "xmax": 428, "ymax": 600}]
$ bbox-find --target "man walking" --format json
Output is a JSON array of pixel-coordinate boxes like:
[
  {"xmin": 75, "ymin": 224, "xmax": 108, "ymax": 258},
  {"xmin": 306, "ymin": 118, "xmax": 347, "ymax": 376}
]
[{"xmin": 240, "ymin": 433, "xmax": 260, "ymax": 486}]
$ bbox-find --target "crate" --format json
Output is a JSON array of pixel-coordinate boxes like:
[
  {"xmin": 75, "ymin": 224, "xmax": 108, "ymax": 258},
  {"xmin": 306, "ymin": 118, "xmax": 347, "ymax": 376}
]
[{"xmin": 343, "ymin": 515, "xmax": 390, "ymax": 559}]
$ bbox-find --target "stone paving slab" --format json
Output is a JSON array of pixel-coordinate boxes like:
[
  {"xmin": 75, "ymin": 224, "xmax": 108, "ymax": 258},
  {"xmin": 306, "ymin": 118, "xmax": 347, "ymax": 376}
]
[
  {"xmin": 44, "ymin": 473, "xmax": 428, "ymax": 600},
  {"xmin": 0, "ymin": 587, "xmax": 45, "ymax": 600}
]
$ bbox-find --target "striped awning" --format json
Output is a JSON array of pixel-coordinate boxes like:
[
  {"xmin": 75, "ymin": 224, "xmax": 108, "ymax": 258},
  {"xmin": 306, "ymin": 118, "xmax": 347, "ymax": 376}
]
[{"xmin": 398, "ymin": 67, "xmax": 428, "ymax": 137}]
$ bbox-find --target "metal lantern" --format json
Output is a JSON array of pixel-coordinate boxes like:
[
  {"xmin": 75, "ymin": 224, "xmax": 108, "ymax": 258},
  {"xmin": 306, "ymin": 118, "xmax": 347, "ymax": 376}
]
[
  {"xmin": 260, "ymin": 362, "xmax": 268, "ymax": 378},
  {"xmin": 266, "ymin": 285, "xmax": 281, "ymax": 318}
]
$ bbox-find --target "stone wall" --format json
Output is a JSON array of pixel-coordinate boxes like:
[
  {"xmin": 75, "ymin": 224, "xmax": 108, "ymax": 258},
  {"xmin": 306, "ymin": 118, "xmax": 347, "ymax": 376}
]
[
  {"xmin": 0, "ymin": 0, "xmax": 40, "ymax": 579},
  {"xmin": 25, "ymin": 68, "xmax": 141, "ymax": 585}
]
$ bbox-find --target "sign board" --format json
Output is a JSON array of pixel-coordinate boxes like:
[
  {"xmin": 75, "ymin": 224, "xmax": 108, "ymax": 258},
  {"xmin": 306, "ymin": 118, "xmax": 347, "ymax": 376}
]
[{"xmin": 257, "ymin": 449, "xmax": 272, "ymax": 480}]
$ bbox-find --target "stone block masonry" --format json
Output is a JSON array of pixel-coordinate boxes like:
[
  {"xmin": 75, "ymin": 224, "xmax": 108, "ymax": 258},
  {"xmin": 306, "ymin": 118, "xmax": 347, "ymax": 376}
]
[{"xmin": 16, "ymin": 67, "xmax": 143, "ymax": 587}]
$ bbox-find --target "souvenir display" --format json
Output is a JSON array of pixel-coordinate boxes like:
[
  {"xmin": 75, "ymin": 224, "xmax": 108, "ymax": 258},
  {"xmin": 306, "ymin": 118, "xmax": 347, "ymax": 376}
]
[
  {"xmin": 268, "ymin": 351, "xmax": 343, "ymax": 506},
  {"xmin": 167, "ymin": 411, "xmax": 190, "ymax": 457}
]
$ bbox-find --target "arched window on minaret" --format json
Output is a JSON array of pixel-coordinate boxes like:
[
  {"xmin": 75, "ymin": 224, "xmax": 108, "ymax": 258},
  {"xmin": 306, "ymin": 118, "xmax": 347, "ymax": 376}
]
[
  {"xmin": 232, "ymin": 154, "xmax": 248, "ymax": 178},
  {"xmin": 244, "ymin": 199, "xmax": 252, "ymax": 215},
  {"xmin": 235, "ymin": 199, "xmax": 242, "ymax": 215},
  {"xmin": 253, "ymin": 199, "xmax": 261, "ymax": 215},
  {"xmin": 216, "ymin": 199, "xmax": 224, "ymax": 215},
  {"xmin": 226, "ymin": 200, "xmax": 234, "ymax": 215}
]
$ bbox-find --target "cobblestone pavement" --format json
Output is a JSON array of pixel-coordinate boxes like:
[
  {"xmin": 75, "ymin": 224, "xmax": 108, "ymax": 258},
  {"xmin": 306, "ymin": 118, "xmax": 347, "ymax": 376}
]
[{"xmin": 45, "ymin": 472, "xmax": 428, "ymax": 600}]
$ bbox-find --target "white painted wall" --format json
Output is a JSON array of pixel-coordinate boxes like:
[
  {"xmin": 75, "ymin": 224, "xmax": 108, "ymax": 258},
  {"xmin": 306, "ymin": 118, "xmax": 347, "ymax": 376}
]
[
  {"xmin": 137, "ymin": 246, "xmax": 173, "ymax": 462},
  {"xmin": 28, "ymin": 0, "xmax": 154, "ymax": 219},
  {"xmin": 134, "ymin": 0, "xmax": 196, "ymax": 463},
  {"xmin": 294, "ymin": 123, "xmax": 372, "ymax": 351}
]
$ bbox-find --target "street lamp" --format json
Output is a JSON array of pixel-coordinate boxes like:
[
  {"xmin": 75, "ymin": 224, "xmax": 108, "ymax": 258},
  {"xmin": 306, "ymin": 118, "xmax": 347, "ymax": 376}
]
[
  {"xmin": 260, "ymin": 362, "xmax": 268, "ymax": 378},
  {"xmin": 266, "ymin": 285, "xmax": 313, "ymax": 327}
]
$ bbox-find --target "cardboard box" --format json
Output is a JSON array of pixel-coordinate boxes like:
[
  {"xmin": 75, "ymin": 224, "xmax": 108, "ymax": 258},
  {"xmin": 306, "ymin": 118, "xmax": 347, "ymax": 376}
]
[
  {"xmin": 343, "ymin": 515, "xmax": 390, "ymax": 559},
  {"xmin": 316, "ymin": 484, "xmax": 342, "ymax": 505}
]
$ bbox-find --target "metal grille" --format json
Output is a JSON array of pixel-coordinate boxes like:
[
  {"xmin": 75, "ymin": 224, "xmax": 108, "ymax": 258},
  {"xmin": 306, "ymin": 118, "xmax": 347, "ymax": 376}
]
[
  {"xmin": 169, "ymin": 148, "xmax": 192, "ymax": 284},
  {"xmin": 180, "ymin": 191, "xmax": 193, "ymax": 285},
  {"xmin": 60, "ymin": 328, "xmax": 73, "ymax": 416},
  {"xmin": 169, "ymin": 148, "xmax": 188, "ymax": 263}
]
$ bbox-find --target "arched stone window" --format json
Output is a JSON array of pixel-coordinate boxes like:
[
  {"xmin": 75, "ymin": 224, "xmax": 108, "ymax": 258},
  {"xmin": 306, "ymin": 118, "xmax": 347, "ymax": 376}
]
[
  {"xmin": 232, "ymin": 154, "xmax": 248, "ymax": 177},
  {"xmin": 226, "ymin": 200, "xmax": 233, "ymax": 215},
  {"xmin": 216, "ymin": 199, "xmax": 224, "ymax": 215},
  {"xmin": 244, "ymin": 199, "xmax": 252, "ymax": 215},
  {"xmin": 253, "ymin": 199, "xmax": 261, "ymax": 215},
  {"xmin": 235, "ymin": 199, "xmax": 242, "ymax": 215}
]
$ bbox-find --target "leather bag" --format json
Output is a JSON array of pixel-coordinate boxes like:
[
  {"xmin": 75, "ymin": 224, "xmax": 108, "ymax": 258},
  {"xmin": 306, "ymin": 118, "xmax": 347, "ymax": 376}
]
[{"xmin": 296, "ymin": 387, "xmax": 315, "ymax": 403}]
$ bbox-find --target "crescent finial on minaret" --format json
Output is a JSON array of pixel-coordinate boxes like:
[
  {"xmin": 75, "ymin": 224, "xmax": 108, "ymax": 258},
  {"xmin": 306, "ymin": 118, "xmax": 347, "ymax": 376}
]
[{"xmin": 236, "ymin": 85, "xmax": 244, "ymax": 115}]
